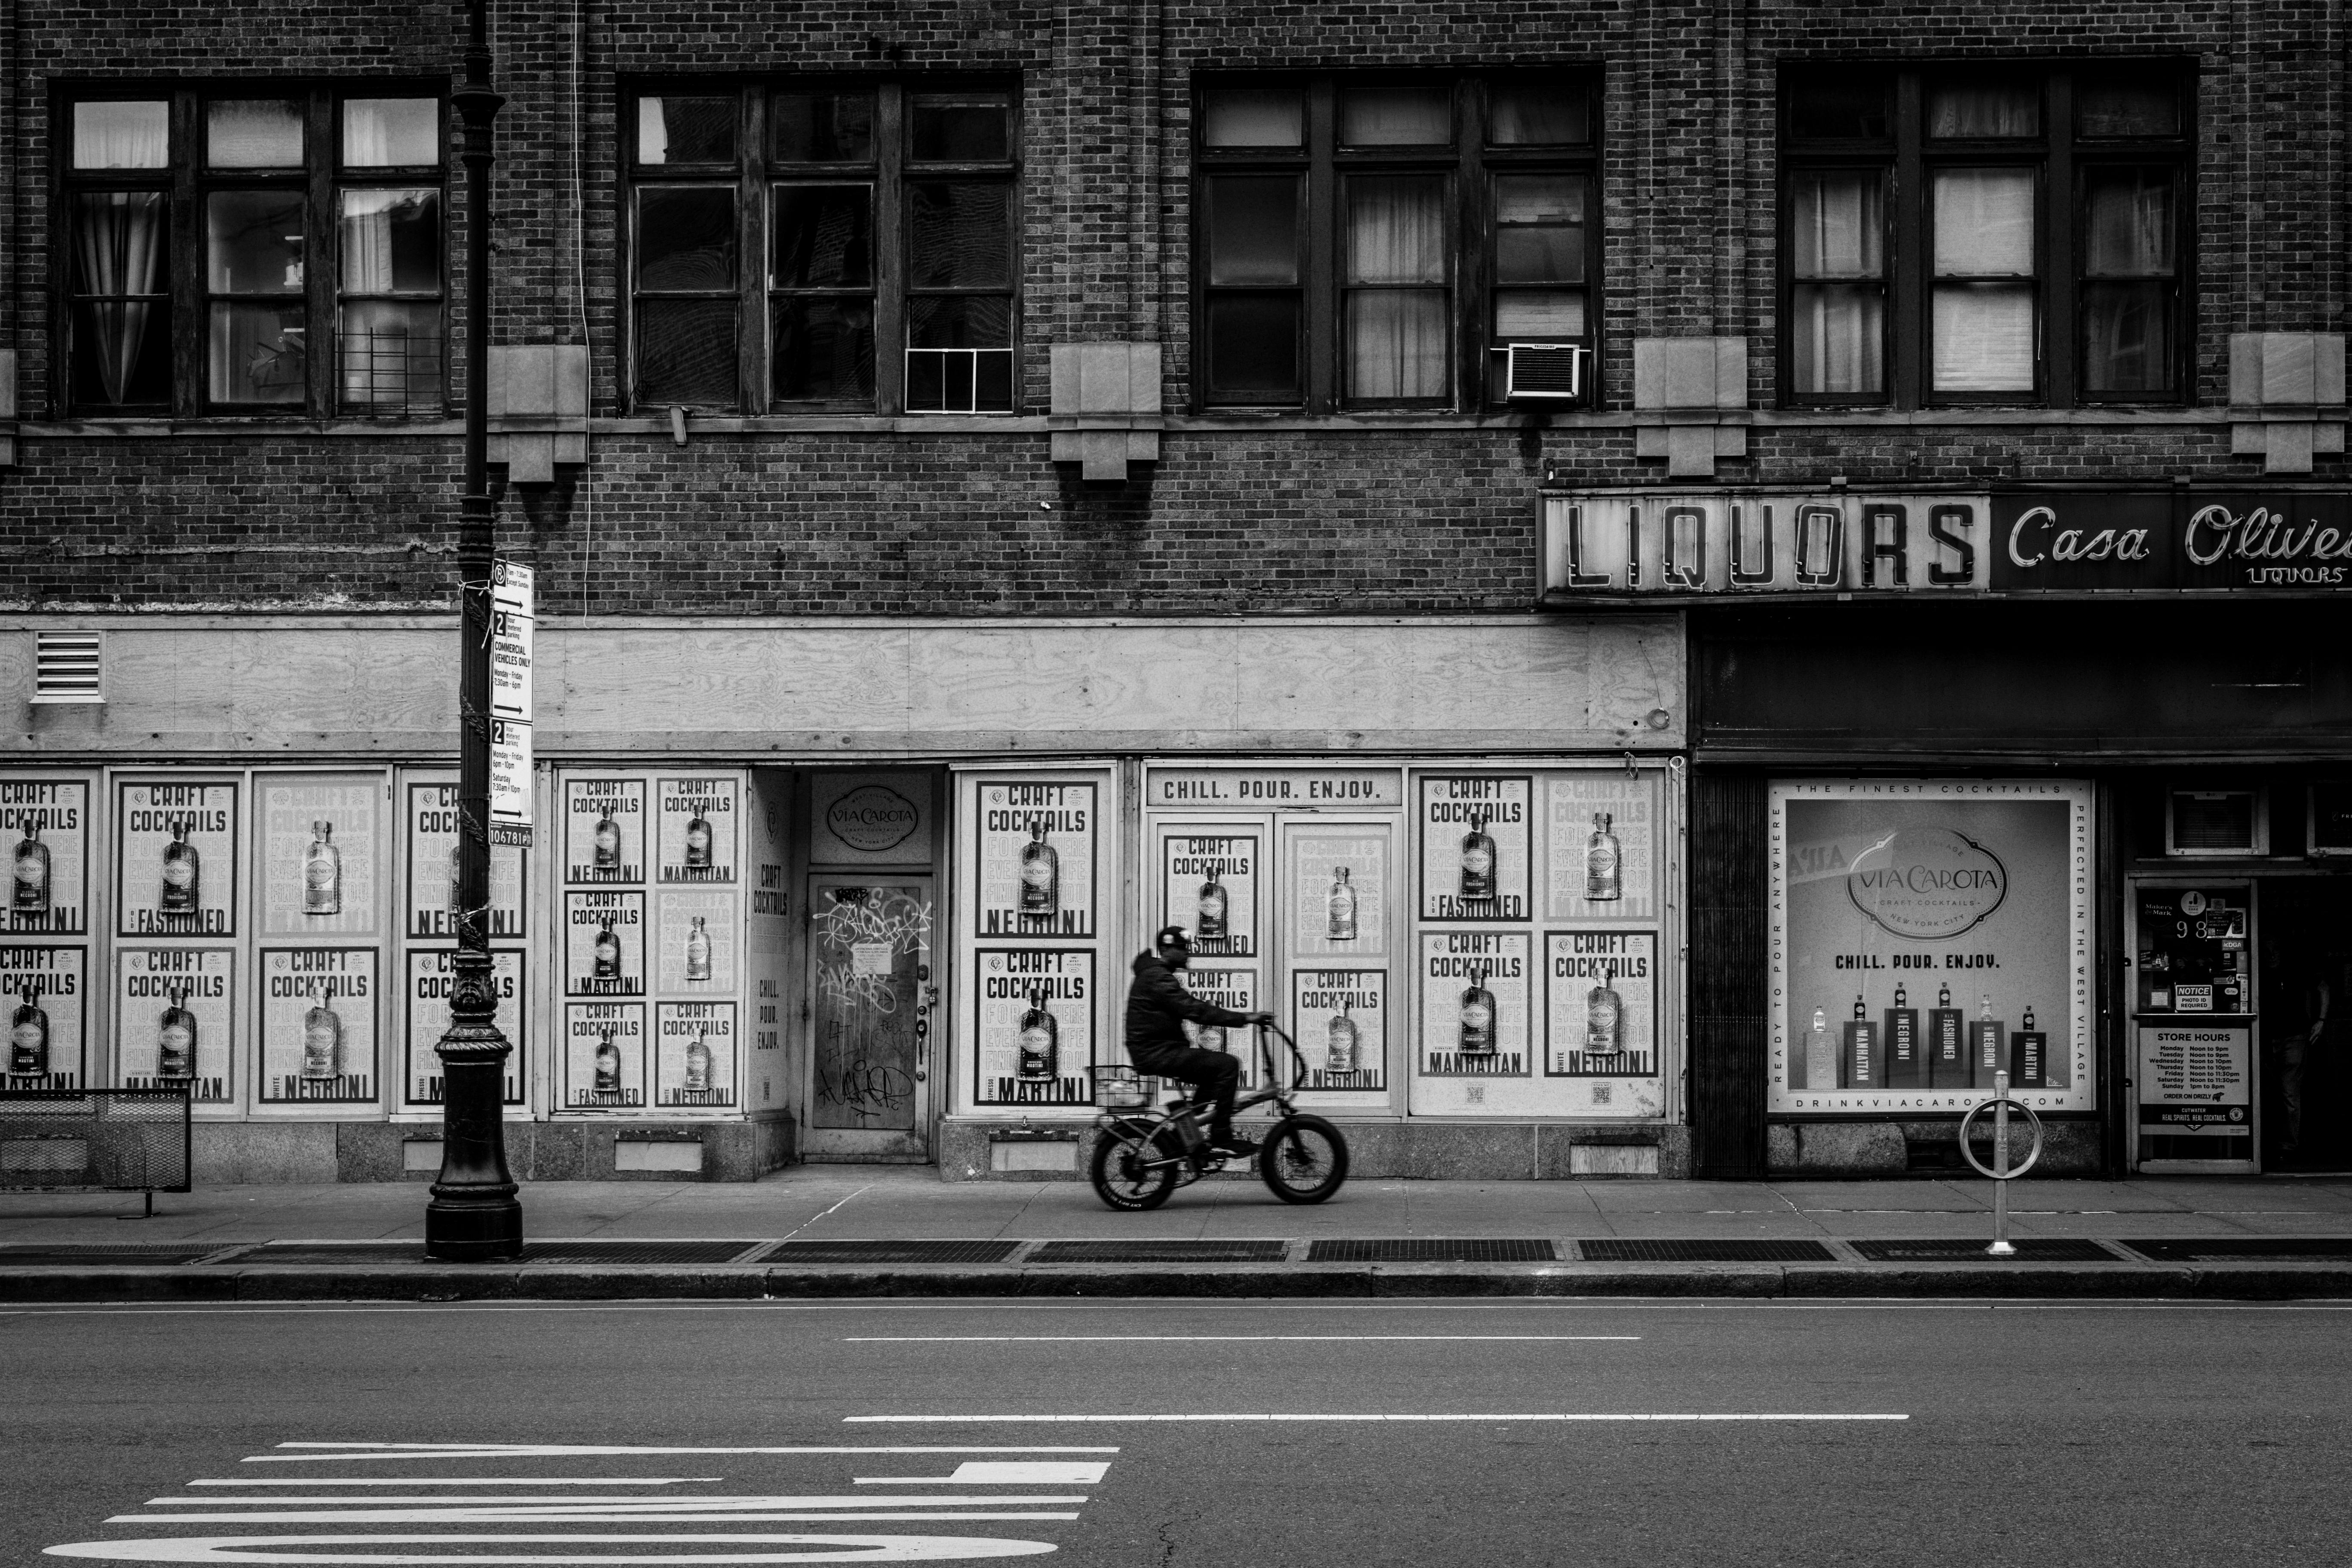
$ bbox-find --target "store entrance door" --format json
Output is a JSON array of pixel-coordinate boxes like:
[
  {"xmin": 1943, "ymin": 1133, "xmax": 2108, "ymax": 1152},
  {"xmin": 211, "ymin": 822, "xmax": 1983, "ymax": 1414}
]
[
  {"xmin": 2257, "ymin": 879, "xmax": 2352, "ymax": 1173},
  {"xmin": 799, "ymin": 876, "xmax": 937, "ymax": 1161}
]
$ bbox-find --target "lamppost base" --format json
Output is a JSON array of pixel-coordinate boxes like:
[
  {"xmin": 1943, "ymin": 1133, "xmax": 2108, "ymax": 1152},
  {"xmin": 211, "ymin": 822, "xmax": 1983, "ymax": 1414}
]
[{"xmin": 425, "ymin": 1193, "xmax": 524, "ymax": 1261}]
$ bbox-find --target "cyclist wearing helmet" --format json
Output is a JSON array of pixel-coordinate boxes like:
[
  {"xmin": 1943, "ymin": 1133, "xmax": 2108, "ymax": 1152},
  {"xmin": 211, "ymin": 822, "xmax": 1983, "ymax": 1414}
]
[{"xmin": 1125, "ymin": 924, "xmax": 1274, "ymax": 1160}]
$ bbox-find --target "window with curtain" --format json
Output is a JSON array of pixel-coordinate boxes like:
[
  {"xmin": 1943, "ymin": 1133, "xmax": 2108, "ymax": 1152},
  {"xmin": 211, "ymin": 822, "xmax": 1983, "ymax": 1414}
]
[
  {"xmin": 1780, "ymin": 64, "xmax": 2190, "ymax": 407},
  {"xmin": 627, "ymin": 81, "xmax": 1019, "ymax": 414},
  {"xmin": 1195, "ymin": 73, "xmax": 1598, "ymax": 411},
  {"xmin": 61, "ymin": 88, "xmax": 445, "ymax": 417}
]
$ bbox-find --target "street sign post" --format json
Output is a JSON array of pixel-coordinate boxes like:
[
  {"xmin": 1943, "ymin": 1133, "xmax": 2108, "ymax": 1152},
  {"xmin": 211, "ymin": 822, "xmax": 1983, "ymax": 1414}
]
[{"xmin": 488, "ymin": 559, "xmax": 533, "ymax": 848}]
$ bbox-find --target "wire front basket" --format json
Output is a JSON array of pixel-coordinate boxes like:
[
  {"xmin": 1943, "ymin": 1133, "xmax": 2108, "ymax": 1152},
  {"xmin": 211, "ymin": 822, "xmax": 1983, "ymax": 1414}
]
[{"xmin": 1090, "ymin": 1065, "xmax": 1160, "ymax": 1110}]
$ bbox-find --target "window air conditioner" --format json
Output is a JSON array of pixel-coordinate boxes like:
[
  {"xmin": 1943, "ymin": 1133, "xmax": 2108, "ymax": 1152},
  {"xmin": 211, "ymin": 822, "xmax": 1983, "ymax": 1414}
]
[
  {"xmin": 2165, "ymin": 788, "xmax": 2266, "ymax": 857},
  {"xmin": 1504, "ymin": 342, "xmax": 1585, "ymax": 402}
]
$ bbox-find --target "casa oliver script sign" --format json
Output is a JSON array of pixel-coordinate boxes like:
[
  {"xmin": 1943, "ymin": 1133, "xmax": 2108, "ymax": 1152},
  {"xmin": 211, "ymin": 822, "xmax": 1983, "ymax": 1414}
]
[{"xmin": 1540, "ymin": 490, "xmax": 2352, "ymax": 597}]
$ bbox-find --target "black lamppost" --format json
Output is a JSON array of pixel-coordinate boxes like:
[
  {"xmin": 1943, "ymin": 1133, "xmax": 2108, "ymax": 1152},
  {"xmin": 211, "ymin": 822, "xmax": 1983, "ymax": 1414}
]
[{"xmin": 425, "ymin": 0, "xmax": 522, "ymax": 1261}]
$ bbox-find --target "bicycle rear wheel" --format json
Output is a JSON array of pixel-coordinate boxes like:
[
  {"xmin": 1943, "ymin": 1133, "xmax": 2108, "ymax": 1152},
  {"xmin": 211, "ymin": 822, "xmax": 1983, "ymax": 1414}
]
[
  {"xmin": 1259, "ymin": 1113, "xmax": 1348, "ymax": 1204},
  {"xmin": 1090, "ymin": 1129, "xmax": 1178, "ymax": 1211}
]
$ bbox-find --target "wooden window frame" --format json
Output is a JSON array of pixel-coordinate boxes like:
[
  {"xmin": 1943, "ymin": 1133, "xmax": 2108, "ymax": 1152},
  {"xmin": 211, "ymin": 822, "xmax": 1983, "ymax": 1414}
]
[
  {"xmin": 1777, "ymin": 61, "xmax": 2193, "ymax": 411},
  {"xmin": 54, "ymin": 83, "xmax": 448, "ymax": 420},
  {"xmin": 622, "ymin": 76, "xmax": 1023, "ymax": 416},
  {"xmin": 1191, "ymin": 70, "xmax": 1602, "ymax": 415}
]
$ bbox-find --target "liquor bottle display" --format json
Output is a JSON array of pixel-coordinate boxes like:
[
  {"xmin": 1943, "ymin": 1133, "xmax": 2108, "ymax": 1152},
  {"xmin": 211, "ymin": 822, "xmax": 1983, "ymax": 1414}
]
[
  {"xmin": 593, "ymin": 916, "xmax": 622, "ymax": 980},
  {"xmin": 1326, "ymin": 1004, "xmax": 1360, "ymax": 1075},
  {"xmin": 1326, "ymin": 867, "xmax": 1357, "ymax": 940},
  {"xmin": 9, "ymin": 986, "xmax": 48, "ymax": 1076},
  {"xmin": 593, "ymin": 1028, "xmax": 622, "ymax": 1093},
  {"xmin": 303, "ymin": 820, "xmax": 342, "ymax": 916},
  {"xmin": 684, "ymin": 916, "xmax": 713, "ymax": 981},
  {"xmin": 1927, "ymin": 983, "xmax": 1965, "ymax": 1087},
  {"xmin": 1018, "ymin": 819, "xmax": 1059, "ymax": 916},
  {"xmin": 1972, "ymin": 994, "xmax": 2004, "ymax": 1086},
  {"xmin": 12, "ymin": 819, "xmax": 49, "ymax": 916},
  {"xmin": 1017, "ymin": 989, "xmax": 1059, "ymax": 1080},
  {"xmin": 1586, "ymin": 965, "xmax": 1623, "ymax": 1056},
  {"xmin": 158, "ymin": 989, "xmax": 196, "ymax": 1078},
  {"xmin": 683, "ymin": 809, "xmax": 713, "ymax": 868},
  {"xmin": 1459, "ymin": 814, "xmax": 1497, "ymax": 901},
  {"xmin": 1841, "ymin": 993, "xmax": 1879, "ymax": 1088},
  {"xmin": 2010, "ymin": 1005, "xmax": 2047, "ymax": 1088},
  {"xmin": 1885, "ymin": 983, "xmax": 1920, "ymax": 1088},
  {"xmin": 593, "ymin": 808, "xmax": 622, "ymax": 870},
  {"xmin": 1195, "ymin": 870, "xmax": 1228, "ymax": 940},
  {"xmin": 1459, "ymin": 965, "xmax": 1497, "ymax": 1054},
  {"xmin": 300, "ymin": 998, "xmax": 343, "ymax": 1081},
  {"xmin": 1585, "ymin": 812, "xmax": 1621, "ymax": 902},
  {"xmin": 684, "ymin": 1028, "xmax": 714, "ymax": 1093},
  {"xmin": 1803, "ymin": 1005, "xmax": 1836, "ymax": 1090},
  {"xmin": 160, "ymin": 817, "xmax": 201, "ymax": 914}
]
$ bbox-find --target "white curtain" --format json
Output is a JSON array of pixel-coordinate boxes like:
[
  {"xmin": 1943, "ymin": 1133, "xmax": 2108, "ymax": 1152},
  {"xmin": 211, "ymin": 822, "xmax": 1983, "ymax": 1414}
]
[
  {"xmin": 343, "ymin": 99, "xmax": 437, "ymax": 167},
  {"xmin": 340, "ymin": 191, "xmax": 401, "ymax": 294},
  {"xmin": 1794, "ymin": 172, "xmax": 1882, "ymax": 278},
  {"xmin": 1933, "ymin": 169, "xmax": 2035, "ymax": 276},
  {"xmin": 71, "ymin": 101, "xmax": 167, "ymax": 169},
  {"xmin": 1929, "ymin": 83, "xmax": 2038, "ymax": 138},
  {"xmin": 1345, "ymin": 175, "xmax": 1446, "ymax": 398},
  {"xmin": 1793, "ymin": 284, "xmax": 1885, "ymax": 395},
  {"xmin": 71, "ymin": 192, "xmax": 166, "ymax": 404}
]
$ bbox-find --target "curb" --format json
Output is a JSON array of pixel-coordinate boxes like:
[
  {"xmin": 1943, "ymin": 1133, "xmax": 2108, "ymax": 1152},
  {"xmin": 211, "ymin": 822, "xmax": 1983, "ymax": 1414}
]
[{"xmin": 4, "ymin": 1262, "xmax": 2352, "ymax": 1303}]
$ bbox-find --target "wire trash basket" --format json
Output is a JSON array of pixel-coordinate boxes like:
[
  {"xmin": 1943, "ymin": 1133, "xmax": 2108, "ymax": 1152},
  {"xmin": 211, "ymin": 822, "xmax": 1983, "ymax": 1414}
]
[{"xmin": 1089, "ymin": 1065, "xmax": 1160, "ymax": 1110}]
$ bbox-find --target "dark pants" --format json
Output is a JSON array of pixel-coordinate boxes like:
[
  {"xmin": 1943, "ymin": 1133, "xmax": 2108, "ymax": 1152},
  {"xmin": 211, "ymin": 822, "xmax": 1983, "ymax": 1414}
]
[{"xmin": 1138, "ymin": 1046, "xmax": 1240, "ymax": 1145}]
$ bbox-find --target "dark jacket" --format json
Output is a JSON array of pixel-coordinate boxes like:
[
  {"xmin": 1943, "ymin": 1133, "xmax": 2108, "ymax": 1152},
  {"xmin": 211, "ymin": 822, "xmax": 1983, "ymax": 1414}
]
[{"xmin": 1124, "ymin": 950, "xmax": 1251, "ymax": 1067}]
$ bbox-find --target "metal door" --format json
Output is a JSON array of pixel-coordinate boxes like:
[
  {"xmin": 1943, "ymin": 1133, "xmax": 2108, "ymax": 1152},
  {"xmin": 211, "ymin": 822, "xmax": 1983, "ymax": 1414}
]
[{"xmin": 801, "ymin": 876, "xmax": 936, "ymax": 1160}]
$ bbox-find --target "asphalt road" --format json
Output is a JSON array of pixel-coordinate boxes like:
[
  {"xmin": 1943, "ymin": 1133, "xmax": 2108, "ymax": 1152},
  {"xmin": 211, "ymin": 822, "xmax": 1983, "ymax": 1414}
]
[{"xmin": 7, "ymin": 1297, "xmax": 2351, "ymax": 1567}]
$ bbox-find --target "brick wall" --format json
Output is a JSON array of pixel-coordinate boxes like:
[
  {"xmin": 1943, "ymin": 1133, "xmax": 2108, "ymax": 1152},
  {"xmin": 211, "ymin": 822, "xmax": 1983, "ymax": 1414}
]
[{"xmin": 0, "ymin": 0, "xmax": 2337, "ymax": 616}]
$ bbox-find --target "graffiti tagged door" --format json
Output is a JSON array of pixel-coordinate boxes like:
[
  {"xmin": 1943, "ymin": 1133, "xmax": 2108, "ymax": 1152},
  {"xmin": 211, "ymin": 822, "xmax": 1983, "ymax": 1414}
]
[{"xmin": 803, "ymin": 876, "xmax": 936, "ymax": 1159}]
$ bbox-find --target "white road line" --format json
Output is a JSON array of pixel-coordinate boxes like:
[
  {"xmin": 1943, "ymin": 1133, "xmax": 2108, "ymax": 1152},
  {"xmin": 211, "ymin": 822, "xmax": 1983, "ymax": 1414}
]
[
  {"xmin": 847, "ymin": 1413, "xmax": 1910, "ymax": 1424},
  {"xmin": 843, "ymin": 1334, "xmax": 1640, "ymax": 1342},
  {"xmin": 854, "ymin": 1464, "xmax": 1109, "ymax": 1486},
  {"xmin": 45, "ymin": 1531, "xmax": 1061, "ymax": 1563},
  {"xmin": 242, "ymin": 1445, "xmax": 1114, "ymax": 1462},
  {"xmin": 12, "ymin": 1299, "xmax": 2352, "ymax": 1316},
  {"xmin": 115, "ymin": 1511, "xmax": 1084, "ymax": 1525},
  {"xmin": 187, "ymin": 1478, "xmax": 725, "ymax": 1487},
  {"xmin": 151, "ymin": 1496, "xmax": 1088, "ymax": 1508}
]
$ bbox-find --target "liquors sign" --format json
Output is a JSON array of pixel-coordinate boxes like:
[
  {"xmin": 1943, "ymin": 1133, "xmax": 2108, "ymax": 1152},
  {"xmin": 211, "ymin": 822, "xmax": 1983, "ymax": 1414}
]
[{"xmin": 1541, "ymin": 490, "xmax": 2352, "ymax": 597}]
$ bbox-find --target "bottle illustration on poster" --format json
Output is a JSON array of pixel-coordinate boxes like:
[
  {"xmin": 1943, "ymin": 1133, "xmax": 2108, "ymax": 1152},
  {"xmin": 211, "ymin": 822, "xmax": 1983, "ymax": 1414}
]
[
  {"xmin": 658, "ymin": 777, "xmax": 738, "ymax": 884},
  {"xmin": 1420, "ymin": 932, "xmax": 1529, "ymax": 1077},
  {"xmin": 974, "ymin": 947, "xmax": 1093, "ymax": 1105},
  {"xmin": 566, "ymin": 891, "xmax": 646, "ymax": 997},
  {"xmin": 117, "ymin": 946, "xmax": 234, "ymax": 1102},
  {"xmin": 655, "ymin": 1001, "xmax": 735, "ymax": 1108},
  {"xmin": 1327, "ymin": 867, "xmax": 1357, "ymax": 940},
  {"xmin": 1420, "ymin": 777, "xmax": 1530, "ymax": 921},
  {"xmin": 1544, "ymin": 931, "xmax": 1657, "ymax": 1078},
  {"xmin": 566, "ymin": 1001, "xmax": 646, "ymax": 1108},
  {"xmin": 157, "ymin": 990, "xmax": 195, "ymax": 1078},
  {"xmin": 160, "ymin": 819, "xmax": 200, "ymax": 914},
  {"xmin": 303, "ymin": 822, "xmax": 341, "ymax": 916},
  {"xmin": 260, "ymin": 948, "xmax": 376, "ymax": 1102},
  {"xmin": 116, "ymin": 782, "xmax": 238, "ymax": 939},
  {"xmin": 405, "ymin": 781, "xmax": 525, "ymax": 940},
  {"xmin": 404, "ymin": 947, "xmax": 525, "ymax": 1107},
  {"xmin": 566, "ymin": 778, "xmax": 645, "ymax": 885},
  {"xmin": 1161, "ymin": 833, "xmax": 1257, "ymax": 958},
  {"xmin": 9, "ymin": 985, "xmax": 48, "ymax": 1077},
  {"xmin": 977, "ymin": 782, "xmax": 1096, "ymax": 937},
  {"xmin": 2, "ymin": 780, "xmax": 87, "ymax": 936},
  {"xmin": 1292, "ymin": 968, "xmax": 1384, "ymax": 1091}
]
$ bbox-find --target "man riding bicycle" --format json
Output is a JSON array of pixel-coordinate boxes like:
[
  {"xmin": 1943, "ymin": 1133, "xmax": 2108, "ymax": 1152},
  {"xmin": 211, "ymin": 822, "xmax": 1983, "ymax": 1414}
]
[{"xmin": 1125, "ymin": 925, "xmax": 1274, "ymax": 1161}]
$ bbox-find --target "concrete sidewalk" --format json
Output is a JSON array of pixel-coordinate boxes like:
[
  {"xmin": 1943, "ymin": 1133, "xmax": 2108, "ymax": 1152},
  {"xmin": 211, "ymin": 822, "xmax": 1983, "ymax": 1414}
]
[
  {"xmin": 4, "ymin": 1168, "xmax": 2351, "ymax": 1302},
  {"xmin": 6, "ymin": 1166, "xmax": 2352, "ymax": 1244}
]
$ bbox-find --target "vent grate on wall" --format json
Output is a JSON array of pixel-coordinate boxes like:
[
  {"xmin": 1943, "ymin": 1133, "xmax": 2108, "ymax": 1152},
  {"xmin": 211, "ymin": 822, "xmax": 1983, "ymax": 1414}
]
[{"xmin": 32, "ymin": 632, "xmax": 103, "ymax": 704}]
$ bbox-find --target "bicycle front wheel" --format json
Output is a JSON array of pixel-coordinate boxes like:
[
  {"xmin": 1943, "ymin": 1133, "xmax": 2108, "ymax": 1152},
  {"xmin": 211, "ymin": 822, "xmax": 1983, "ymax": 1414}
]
[
  {"xmin": 1259, "ymin": 1113, "xmax": 1348, "ymax": 1204},
  {"xmin": 1090, "ymin": 1129, "xmax": 1178, "ymax": 1211}
]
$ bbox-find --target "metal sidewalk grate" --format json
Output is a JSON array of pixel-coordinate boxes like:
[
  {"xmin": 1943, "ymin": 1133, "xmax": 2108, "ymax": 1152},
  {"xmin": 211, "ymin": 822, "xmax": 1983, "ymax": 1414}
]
[
  {"xmin": 1029, "ymin": 1239, "xmax": 1289, "ymax": 1264},
  {"xmin": 1575, "ymin": 1238, "xmax": 1836, "ymax": 1263},
  {"xmin": 2119, "ymin": 1237, "xmax": 2352, "ymax": 1263},
  {"xmin": 0, "ymin": 1243, "xmax": 223, "ymax": 1266},
  {"xmin": 771, "ymin": 1240, "xmax": 1023, "ymax": 1265},
  {"xmin": 244, "ymin": 1240, "xmax": 766, "ymax": 1266},
  {"xmin": 1849, "ymin": 1238, "xmax": 2120, "ymax": 1263},
  {"xmin": 1307, "ymin": 1238, "xmax": 1558, "ymax": 1263}
]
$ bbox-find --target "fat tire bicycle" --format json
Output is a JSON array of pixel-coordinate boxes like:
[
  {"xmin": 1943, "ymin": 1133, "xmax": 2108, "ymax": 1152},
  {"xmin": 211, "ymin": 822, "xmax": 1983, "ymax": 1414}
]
[{"xmin": 1087, "ymin": 1020, "xmax": 1350, "ymax": 1211}]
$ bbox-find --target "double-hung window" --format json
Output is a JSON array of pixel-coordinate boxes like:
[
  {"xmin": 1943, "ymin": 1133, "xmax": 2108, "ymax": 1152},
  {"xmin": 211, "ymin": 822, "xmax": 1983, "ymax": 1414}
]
[
  {"xmin": 1781, "ymin": 63, "xmax": 2191, "ymax": 407},
  {"xmin": 61, "ymin": 88, "xmax": 446, "ymax": 416},
  {"xmin": 628, "ymin": 80, "xmax": 1020, "ymax": 414},
  {"xmin": 1194, "ymin": 73, "xmax": 1598, "ymax": 412}
]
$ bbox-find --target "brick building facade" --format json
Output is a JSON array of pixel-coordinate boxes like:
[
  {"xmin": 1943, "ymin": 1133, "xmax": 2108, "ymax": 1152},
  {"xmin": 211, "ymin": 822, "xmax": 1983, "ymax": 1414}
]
[{"xmin": 2, "ymin": 2, "xmax": 2346, "ymax": 1182}]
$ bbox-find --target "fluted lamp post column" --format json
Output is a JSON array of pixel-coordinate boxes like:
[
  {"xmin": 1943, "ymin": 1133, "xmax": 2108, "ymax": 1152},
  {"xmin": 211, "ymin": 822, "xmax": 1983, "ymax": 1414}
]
[{"xmin": 425, "ymin": 0, "xmax": 522, "ymax": 1261}]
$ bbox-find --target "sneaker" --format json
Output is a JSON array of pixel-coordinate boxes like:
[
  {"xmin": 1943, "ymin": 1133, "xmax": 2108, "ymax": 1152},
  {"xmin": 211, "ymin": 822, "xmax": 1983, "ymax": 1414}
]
[{"xmin": 1204, "ymin": 1138, "xmax": 1259, "ymax": 1161}]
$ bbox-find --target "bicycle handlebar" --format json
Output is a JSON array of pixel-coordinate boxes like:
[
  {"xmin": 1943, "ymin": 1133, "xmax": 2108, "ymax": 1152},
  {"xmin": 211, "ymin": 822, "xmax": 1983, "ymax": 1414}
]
[{"xmin": 1252, "ymin": 1018, "xmax": 1310, "ymax": 1093}]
